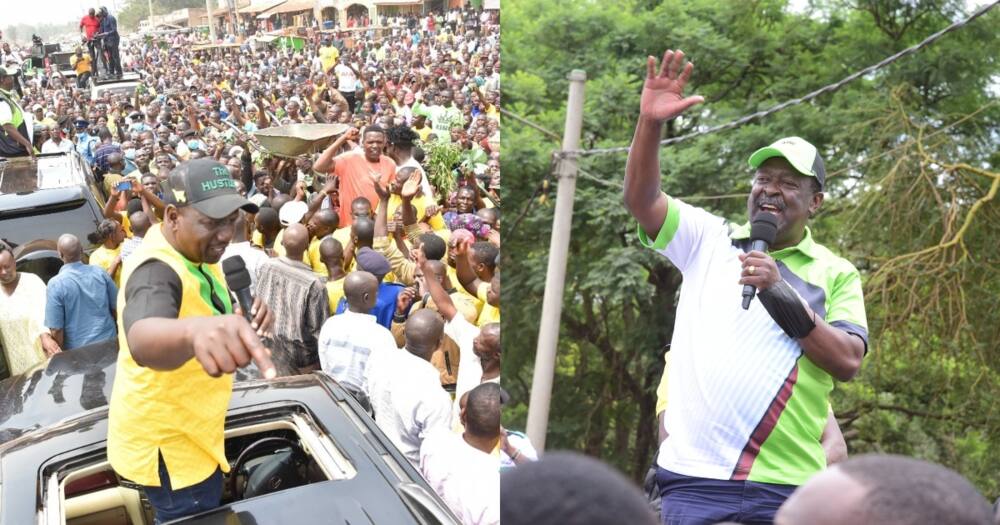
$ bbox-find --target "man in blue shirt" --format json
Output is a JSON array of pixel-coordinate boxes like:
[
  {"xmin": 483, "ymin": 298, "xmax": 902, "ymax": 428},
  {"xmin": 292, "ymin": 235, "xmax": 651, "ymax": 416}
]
[
  {"xmin": 45, "ymin": 234, "xmax": 118, "ymax": 350},
  {"xmin": 74, "ymin": 119, "xmax": 98, "ymax": 166},
  {"xmin": 96, "ymin": 7, "xmax": 122, "ymax": 77}
]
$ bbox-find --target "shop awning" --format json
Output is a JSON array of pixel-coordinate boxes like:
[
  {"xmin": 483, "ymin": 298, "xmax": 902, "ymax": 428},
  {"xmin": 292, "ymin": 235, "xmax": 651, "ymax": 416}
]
[
  {"xmin": 258, "ymin": 0, "xmax": 316, "ymax": 16},
  {"xmin": 238, "ymin": 0, "xmax": 286, "ymax": 14}
]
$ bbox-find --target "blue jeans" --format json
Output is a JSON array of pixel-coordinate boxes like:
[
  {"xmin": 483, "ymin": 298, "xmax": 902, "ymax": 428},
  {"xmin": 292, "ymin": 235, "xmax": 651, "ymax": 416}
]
[
  {"xmin": 656, "ymin": 467, "xmax": 796, "ymax": 525},
  {"xmin": 142, "ymin": 455, "xmax": 223, "ymax": 524}
]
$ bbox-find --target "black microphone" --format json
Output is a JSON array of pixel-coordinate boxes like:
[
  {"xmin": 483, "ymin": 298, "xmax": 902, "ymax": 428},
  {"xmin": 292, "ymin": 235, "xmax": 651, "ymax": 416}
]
[
  {"xmin": 741, "ymin": 212, "xmax": 779, "ymax": 310},
  {"xmin": 222, "ymin": 256, "xmax": 254, "ymax": 321}
]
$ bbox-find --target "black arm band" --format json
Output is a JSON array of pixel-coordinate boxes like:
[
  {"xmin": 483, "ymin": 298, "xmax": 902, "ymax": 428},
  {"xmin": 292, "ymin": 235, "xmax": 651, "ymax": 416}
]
[{"xmin": 757, "ymin": 280, "xmax": 816, "ymax": 339}]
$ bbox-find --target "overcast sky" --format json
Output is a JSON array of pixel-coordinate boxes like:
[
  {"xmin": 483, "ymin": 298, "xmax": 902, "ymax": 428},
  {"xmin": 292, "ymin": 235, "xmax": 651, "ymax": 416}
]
[{"xmin": 6, "ymin": 0, "xmax": 135, "ymax": 27}]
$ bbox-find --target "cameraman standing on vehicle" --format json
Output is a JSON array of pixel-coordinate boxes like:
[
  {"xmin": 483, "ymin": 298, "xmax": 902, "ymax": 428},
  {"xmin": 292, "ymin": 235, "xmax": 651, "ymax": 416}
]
[
  {"xmin": 96, "ymin": 7, "xmax": 122, "ymax": 79},
  {"xmin": 107, "ymin": 158, "xmax": 276, "ymax": 523}
]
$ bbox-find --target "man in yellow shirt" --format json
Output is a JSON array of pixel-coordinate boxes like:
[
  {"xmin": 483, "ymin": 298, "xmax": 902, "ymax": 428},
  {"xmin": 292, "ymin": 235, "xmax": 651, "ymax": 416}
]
[
  {"xmin": 107, "ymin": 159, "xmax": 275, "ymax": 523},
  {"xmin": 318, "ymin": 236, "xmax": 347, "ymax": 313},
  {"xmin": 454, "ymin": 239, "xmax": 499, "ymax": 325},
  {"xmin": 70, "ymin": 48, "xmax": 92, "ymax": 88},
  {"xmin": 318, "ymin": 39, "xmax": 340, "ymax": 74}
]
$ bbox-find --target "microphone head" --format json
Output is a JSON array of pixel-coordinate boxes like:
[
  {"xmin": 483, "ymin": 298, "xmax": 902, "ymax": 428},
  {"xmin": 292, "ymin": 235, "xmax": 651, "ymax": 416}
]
[
  {"xmin": 222, "ymin": 255, "xmax": 252, "ymax": 290},
  {"xmin": 750, "ymin": 212, "xmax": 779, "ymax": 244}
]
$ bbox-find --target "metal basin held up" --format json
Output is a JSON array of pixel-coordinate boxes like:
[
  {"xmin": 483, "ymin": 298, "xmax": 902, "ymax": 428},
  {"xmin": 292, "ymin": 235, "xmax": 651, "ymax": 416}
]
[{"xmin": 253, "ymin": 123, "xmax": 350, "ymax": 158}]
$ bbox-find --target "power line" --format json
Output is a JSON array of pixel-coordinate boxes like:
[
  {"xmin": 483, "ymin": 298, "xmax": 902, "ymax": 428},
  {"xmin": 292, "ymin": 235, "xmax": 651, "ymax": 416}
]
[
  {"xmin": 555, "ymin": 0, "xmax": 999, "ymax": 158},
  {"xmin": 500, "ymin": 107, "xmax": 562, "ymax": 141},
  {"xmin": 507, "ymin": 102, "xmax": 998, "ymax": 203}
]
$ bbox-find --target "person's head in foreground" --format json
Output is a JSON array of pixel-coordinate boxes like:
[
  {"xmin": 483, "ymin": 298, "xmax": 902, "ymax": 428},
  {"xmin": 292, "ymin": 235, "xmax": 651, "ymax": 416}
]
[
  {"xmin": 746, "ymin": 136, "xmax": 825, "ymax": 250},
  {"xmin": 775, "ymin": 454, "xmax": 994, "ymax": 525},
  {"xmin": 500, "ymin": 451, "xmax": 657, "ymax": 525}
]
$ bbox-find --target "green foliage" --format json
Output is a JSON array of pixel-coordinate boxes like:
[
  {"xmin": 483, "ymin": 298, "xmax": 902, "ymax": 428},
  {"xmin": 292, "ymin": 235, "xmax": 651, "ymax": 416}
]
[
  {"xmin": 118, "ymin": 0, "xmax": 210, "ymax": 31},
  {"xmin": 422, "ymin": 140, "xmax": 462, "ymax": 197},
  {"xmin": 502, "ymin": 0, "xmax": 1000, "ymax": 497}
]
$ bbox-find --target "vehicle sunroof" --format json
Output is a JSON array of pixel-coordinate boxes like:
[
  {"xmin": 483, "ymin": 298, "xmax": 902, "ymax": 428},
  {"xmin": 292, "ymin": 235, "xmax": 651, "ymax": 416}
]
[{"xmin": 0, "ymin": 155, "xmax": 79, "ymax": 194}]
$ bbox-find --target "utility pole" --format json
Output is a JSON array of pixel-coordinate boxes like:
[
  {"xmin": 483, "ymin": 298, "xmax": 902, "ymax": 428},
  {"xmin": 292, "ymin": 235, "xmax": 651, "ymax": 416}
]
[
  {"xmin": 526, "ymin": 69, "xmax": 586, "ymax": 452},
  {"xmin": 148, "ymin": 0, "xmax": 154, "ymax": 27},
  {"xmin": 206, "ymin": 0, "xmax": 217, "ymax": 41}
]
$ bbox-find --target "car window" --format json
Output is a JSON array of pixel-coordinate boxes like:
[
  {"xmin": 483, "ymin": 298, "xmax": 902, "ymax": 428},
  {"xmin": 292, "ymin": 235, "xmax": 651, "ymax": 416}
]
[{"xmin": 0, "ymin": 199, "xmax": 101, "ymax": 249}]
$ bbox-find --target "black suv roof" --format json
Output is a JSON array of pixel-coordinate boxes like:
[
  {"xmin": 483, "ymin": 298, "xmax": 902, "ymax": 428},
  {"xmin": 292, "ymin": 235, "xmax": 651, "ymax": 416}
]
[
  {"xmin": 0, "ymin": 153, "xmax": 94, "ymax": 201},
  {"xmin": 0, "ymin": 151, "xmax": 106, "ymax": 256}
]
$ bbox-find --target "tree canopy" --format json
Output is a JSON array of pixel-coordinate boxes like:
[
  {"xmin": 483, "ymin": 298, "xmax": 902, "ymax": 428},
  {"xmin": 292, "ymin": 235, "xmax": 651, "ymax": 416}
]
[
  {"xmin": 502, "ymin": 0, "xmax": 1000, "ymax": 497},
  {"xmin": 117, "ymin": 0, "xmax": 211, "ymax": 31}
]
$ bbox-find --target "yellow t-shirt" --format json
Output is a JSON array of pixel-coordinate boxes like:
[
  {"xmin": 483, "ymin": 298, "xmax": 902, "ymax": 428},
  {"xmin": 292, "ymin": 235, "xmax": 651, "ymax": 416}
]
[
  {"xmin": 307, "ymin": 237, "xmax": 326, "ymax": 276},
  {"xmin": 448, "ymin": 266, "xmax": 481, "ymax": 315},
  {"xmin": 89, "ymin": 245, "xmax": 122, "ymax": 286},
  {"xmin": 476, "ymin": 282, "xmax": 499, "ymax": 326},
  {"xmin": 414, "ymin": 125, "xmax": 433, "ymax": 143},
  {"xmin": 384, "ymin": 194, "xmax": 446, "ymax": 231},
  {"xmin": 332, "ymin": 226, "xmax": 356, "ymax": 272},
  {"xmin": 326, "ymin": 276, "xmax": 346, "ymax": 314},
  {"xmin": 71, "ymin": 54, "xmax": 92, "ymax": 75},
  {"xmin": 319, "ymin": 45, "xmax": 340, "ymax": 73},
  {"xmin": 271, "ymin": 229, "xmax": 286, "ymax": 256},
  {"xmin": 118, "ymin": 210, "xmax": 133, "ymax": 238}
]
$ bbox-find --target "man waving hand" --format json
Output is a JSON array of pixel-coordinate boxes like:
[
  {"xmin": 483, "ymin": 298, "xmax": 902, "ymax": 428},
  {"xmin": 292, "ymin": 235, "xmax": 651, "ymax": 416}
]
[{"xmin": 625, "ymin": 50, "xmax": 868, "ymax": 524}]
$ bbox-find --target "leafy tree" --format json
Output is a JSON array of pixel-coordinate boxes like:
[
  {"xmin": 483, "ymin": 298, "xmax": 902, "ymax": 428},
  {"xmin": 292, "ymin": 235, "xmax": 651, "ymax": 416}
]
[
  {"xmin": 502, "ymin": 0, "xmax": 1000, "ymax": 497},
  {"xmin": 117, "ymin": 0, "xmax": 211, "ymax": 31}
]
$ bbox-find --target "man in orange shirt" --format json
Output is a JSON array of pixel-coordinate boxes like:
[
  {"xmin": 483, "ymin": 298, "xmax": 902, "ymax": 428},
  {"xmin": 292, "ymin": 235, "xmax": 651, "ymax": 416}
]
[{"xmin": 313, "ymin": 125, "xmax": 396, "ymax": 227}]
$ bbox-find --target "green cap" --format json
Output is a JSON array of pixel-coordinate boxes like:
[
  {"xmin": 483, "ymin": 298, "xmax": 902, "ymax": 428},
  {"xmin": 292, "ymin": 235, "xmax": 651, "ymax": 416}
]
[
  {"xmin": 748, "ymin": 136, "xmax": 826, "ymax": 191},
  {"xmin": 165, "ymin": 158, "xmax": 258, "ymax": 219}
]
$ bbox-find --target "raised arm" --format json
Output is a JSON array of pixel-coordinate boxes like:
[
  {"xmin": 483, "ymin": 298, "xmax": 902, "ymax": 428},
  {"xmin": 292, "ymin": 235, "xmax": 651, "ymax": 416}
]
[
  {"xmin": 454, "ymin": 238, "xmax": 481, "ymax": 296},
  {"xmin": 301, "ymin": 177, "xmax": 336, "ymax": 225},
  {"xmin": 624, "ymin": 50, "xmax": 703, "ymax": 239},
  {"xmin": 102, "ymin": 188, "xmax": 124, "ymax": 220},
  {"xmin": 420, "ymin": 257, "xmax": 457, "ymax": 322},
  {"xmin": 312, "ymin": 127, "xmax": 359, "ymax": 174}
]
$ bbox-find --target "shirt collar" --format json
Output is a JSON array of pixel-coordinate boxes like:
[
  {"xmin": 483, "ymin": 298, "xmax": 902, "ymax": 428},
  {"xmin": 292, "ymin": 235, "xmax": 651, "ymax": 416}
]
[
  {"xmin": 339, "ymin": 310, "xmax": 377, "ymax": 323},
  {"xmin": 278, "ymin": 256, "xmax": 312, "ymax": 271},
  {"xmin": 729, "ymin": 221, "xmax": 821, "ymax": 260}
]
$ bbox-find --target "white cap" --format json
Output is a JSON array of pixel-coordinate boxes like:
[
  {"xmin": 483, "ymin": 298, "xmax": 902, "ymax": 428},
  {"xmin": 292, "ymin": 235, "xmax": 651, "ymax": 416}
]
[{"xmin": 278, "ymin": 200, "xmax": 308, "ymax": 226}]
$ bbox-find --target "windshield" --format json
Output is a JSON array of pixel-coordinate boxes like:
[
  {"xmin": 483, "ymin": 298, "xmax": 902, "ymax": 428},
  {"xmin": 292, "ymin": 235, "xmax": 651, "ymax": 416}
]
[{"xmin": 0, "ymin": 199, "xmax": 101, "ymax": 249}]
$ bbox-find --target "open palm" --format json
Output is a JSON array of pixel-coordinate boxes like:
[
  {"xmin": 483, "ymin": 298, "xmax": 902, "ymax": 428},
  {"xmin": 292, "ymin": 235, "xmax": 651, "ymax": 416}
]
[{"xmin": 640, "ymin": 49, "xmax": 704, "ymax": 122}]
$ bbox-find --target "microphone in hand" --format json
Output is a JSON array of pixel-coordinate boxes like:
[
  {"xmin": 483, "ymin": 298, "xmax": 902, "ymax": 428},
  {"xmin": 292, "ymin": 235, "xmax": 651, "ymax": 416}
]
[
  {"xmin": 741, "ymin": 212, "xmax": 778, "ymax": 310},
  {"xmin": 222, "ymin": 255, "xmax": 254, "ymax": 322}
]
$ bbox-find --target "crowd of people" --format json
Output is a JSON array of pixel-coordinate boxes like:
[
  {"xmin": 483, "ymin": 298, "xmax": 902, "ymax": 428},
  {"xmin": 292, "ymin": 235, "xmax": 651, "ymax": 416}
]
[{"xmin": 0, "ymin": 6, "xmax": 512, "ymax": 524}]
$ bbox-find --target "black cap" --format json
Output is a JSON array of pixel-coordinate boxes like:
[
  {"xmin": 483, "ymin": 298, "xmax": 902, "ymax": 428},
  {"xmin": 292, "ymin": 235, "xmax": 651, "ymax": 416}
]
[{"xmin": 165, "ymin": 158, "xmax": 259, "ymax": 219}]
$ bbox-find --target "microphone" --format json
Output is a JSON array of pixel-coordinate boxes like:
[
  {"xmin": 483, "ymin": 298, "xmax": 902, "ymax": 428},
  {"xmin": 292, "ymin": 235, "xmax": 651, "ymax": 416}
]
[
  {"xmin": 741, "ymin": 212, "xmax": 778, "ymax": 310},
  {"xmin": 222, "ymin": 256, "xmax": 254, "ymax": 321}
]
